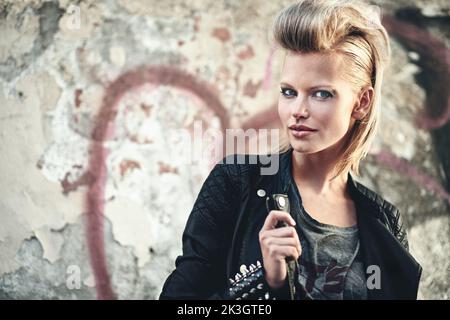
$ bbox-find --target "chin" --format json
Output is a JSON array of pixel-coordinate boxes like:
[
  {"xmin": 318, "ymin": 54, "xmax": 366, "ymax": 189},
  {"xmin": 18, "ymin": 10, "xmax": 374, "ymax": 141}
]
[{"xmin": 289, "ymin": 141, "xmax": 319, "ymax": 154}]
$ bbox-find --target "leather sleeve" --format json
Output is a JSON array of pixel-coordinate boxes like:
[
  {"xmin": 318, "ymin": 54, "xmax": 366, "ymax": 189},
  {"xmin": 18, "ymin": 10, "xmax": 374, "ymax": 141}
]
[{"xmin": 158, "ymin": 160, "xmax": 276, "ymax": 300}]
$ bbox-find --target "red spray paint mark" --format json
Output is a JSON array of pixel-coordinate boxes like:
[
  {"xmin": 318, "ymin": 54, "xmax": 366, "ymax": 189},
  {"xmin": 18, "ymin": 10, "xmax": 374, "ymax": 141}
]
[
  {"xmin": 85, "ymin": 143, "xmax": 114, "ymax": 299},
  {"xmin": 243, "ymin": 79, "xmax": 262, "ymax": 98},
  {"xmin": 374, "ymin": 149, "xmax": 450, "ymax": 205},
  {"xmin": 61, "ymin": 171, "xmax": 95, "ymax": 195},
  {"xmin": 86, "ymin": 65, "xmax": 229, "ymax": 299},
  {"xmin": 158, "ymin": 162, "xmax": 179, "ymax": 175},
  {"xmin": 212, "ymin": 28, "xmax": 231, "ymax": 43},
  {"xmin": 237, "ymin": 45, "xmax": 255, "ymax": 60},
  {"xmin": 74, "ymin": 89, "xmax": 83, "ymax": 108},
  {"xmin": 383, "ymin": 16, "xmax": 450, "ymax": 130},
  {"xmin": 119, "ymin": 160, "xmax": 141, "ymax": 178}
]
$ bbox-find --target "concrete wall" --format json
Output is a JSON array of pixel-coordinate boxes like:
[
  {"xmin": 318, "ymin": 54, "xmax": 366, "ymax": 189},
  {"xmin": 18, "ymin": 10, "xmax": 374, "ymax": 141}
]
[{"xmin": 0, "ymin": 0, "xmax": 448, "ymax": 299}]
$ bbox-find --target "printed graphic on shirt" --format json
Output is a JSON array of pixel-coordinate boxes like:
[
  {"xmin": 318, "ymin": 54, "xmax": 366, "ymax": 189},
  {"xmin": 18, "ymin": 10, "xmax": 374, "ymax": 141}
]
[{"xmin": 297, "ymin": 254, "xmax": 367, "ymax": 299}]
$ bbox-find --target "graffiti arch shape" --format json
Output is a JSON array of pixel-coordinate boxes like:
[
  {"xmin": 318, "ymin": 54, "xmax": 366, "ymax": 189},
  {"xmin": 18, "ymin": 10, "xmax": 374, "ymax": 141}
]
[{"xmin": 86, "ymin": 65, "xmax": 229, "ymax": 299}]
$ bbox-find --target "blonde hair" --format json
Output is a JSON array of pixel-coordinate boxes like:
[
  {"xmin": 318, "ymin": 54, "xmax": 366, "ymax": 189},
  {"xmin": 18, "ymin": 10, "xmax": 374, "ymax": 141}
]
[{"xmin": 272, "ymin": 0, "xmax": 391, "ymax": 177}]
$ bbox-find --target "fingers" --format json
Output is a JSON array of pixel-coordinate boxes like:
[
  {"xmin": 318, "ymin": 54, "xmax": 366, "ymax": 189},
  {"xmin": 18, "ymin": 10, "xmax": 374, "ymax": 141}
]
[
  {"xmin": 261, "ymin": 226, "xmax": 298, "ymax": 239},
  {"xmin": 267, "ymin": 244, "xmax": 301, "ymax": 261},
  {"xmin": 259, "ymin": 230, "xmax": 302, "ymax": 255},
  {"xmin": 261, "ymin": 210, "xmax": 296, "ymax": 232},
  {"xmin": 259, "ymin": 211, "xmax": 302, "ymax": 289},
  {"xmin": 264, "ymin": 238, "xmax": 302, "ymax": 257}
]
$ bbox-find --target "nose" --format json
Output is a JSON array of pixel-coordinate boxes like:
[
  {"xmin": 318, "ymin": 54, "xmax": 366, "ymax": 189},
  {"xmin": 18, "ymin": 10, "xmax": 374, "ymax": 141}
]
[{"xmin": 292, "ymin": 99, "xmax": 309, "ymax": 120}]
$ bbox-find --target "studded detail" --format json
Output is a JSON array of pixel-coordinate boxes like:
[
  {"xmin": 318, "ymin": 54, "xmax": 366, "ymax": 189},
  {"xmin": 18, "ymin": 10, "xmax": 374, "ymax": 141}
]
[
  {"xmin": 227, "ymin": 260, "xmax": 270, "ymax": 300},
  {"xmin": 257, "ymin": 189, "xmax": 266, "ymax": 197},
  {"xmin": 240, "ymin": 264, "xmax": 249, "ymax": 275},
  {"xmin": 277, "ymin": 196, "xmax": 286, "ymax": 208}
]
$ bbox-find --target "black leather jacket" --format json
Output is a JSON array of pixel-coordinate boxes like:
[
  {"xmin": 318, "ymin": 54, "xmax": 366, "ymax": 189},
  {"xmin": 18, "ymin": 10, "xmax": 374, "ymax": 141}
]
[{"xmin": 160, "ymin": 149, "xmax": 422, "ymax": 300}]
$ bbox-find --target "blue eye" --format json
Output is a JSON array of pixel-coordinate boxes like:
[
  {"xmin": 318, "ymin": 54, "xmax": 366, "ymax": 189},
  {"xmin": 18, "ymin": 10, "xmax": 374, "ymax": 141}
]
[
  {"xmin": 313, "ymin": 90, "xmax": 333, "ymax": 99},
  {"xmin": 280, "ymin": 87, "xmax": 296, "ymax": 98}
]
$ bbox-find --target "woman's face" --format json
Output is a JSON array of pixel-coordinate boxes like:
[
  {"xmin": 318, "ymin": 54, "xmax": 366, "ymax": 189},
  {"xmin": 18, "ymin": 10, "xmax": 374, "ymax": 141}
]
[{"xmin": 278, "ymin": 51, "xmax": 368, "ymax": 155}]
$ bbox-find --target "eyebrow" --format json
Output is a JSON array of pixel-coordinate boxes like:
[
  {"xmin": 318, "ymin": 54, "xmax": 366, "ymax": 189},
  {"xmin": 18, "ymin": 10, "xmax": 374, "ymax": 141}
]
[{"xmin": 279, "ymin": 82, "xmax": 337, "ymax": 94}]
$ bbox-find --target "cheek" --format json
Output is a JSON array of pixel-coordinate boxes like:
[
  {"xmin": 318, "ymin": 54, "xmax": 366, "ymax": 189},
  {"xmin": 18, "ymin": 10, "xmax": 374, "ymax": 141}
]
[
  {"xmin": 312, "ymin": 105, "xmax": 336, "ymax": 125},
  {"xmin": 277, "ymin": 100, "xmax": 289, "ymax": 123},
  {"xmin": 323, "ymin": 105, "xmax": 353, "ymax": 133},
  {"xmin": 314, "ymin": 103, "xmax": 350, "ymax": 132}
]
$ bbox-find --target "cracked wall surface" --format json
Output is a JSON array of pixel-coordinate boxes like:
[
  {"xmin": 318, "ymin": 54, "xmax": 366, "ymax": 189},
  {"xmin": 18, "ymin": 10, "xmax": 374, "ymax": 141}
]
[{"xmin": 0, "ymin": 0, "xmax": 449, "ymax": 299}]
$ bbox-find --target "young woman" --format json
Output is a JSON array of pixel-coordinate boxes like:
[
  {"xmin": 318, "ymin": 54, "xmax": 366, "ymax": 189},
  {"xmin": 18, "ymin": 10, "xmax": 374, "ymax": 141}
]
[{"xmin": 160, "ymin": 0, "xmax": 422, "ymax": 300}]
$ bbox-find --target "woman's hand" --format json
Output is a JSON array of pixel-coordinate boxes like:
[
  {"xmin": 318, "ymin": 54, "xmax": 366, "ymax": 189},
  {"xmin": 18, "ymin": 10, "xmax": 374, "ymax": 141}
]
[{"xmin": 259, "ymin": 210, "xmax": 302, "ymax": 289}]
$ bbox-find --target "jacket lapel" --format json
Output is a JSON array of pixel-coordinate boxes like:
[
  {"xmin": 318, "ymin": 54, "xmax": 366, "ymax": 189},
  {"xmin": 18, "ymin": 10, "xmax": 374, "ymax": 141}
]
[
  {"xmin": 350, "ymin": 177, "xmax": 422, "ymax": 299},
  {"xmin": 226, "ymin": 151, "xmax": 292, "ymax": 279}
]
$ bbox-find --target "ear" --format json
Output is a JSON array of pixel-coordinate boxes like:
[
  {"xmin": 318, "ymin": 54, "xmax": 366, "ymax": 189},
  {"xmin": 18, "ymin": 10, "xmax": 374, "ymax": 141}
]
[{"xmin": 352, "ymin": 87, "xmax": 374, "ymax": 121}]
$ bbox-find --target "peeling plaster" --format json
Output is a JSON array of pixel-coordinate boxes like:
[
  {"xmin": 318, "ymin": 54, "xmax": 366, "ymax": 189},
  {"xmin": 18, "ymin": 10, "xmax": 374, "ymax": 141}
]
[
  {"xmin": 33, "ymin": 226, "xmax": 65, "ymax": 263},
  {"xmin": 0, "ymin": 75, "xmax": 84, "ymax": 275},
  {"xmin": 105, "ymin": 197, "xmax": 157, "ymax": 267}
]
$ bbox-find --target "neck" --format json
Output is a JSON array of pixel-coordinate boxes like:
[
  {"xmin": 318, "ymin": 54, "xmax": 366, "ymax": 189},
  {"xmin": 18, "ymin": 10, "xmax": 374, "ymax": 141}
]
[{"xmin": 291, "ymin": 147, "xmax": 350, "ymax": 197}]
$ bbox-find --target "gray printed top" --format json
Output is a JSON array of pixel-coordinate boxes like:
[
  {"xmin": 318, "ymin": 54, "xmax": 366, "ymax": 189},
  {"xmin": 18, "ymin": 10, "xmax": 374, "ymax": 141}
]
[{"xmin": 288, "ymin": 175, "xmax": 367, "ymax": 300}]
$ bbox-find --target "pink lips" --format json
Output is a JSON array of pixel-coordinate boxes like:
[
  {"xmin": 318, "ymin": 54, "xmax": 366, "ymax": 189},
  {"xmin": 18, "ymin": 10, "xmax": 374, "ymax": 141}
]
[
  {"xmin": 288, "ymin": 124, "xmax": 317, "ymax": 138},
  {"xmin": 289, "ymin": 124, "xmax": 316, "ymax": 131}
]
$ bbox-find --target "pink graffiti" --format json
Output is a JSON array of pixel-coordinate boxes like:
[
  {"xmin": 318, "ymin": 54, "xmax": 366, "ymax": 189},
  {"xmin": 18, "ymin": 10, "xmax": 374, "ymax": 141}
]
[
  {"xmin": 86, "ymin": 66, "xmax": 229, "ymax": 299},
  {"xmin": 373, "ymin": 149, "xmax": 450, "ymax": 205},
  {"xmin": 263, "ymin": 45, "xmax": 278, "ymax": 91}
]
